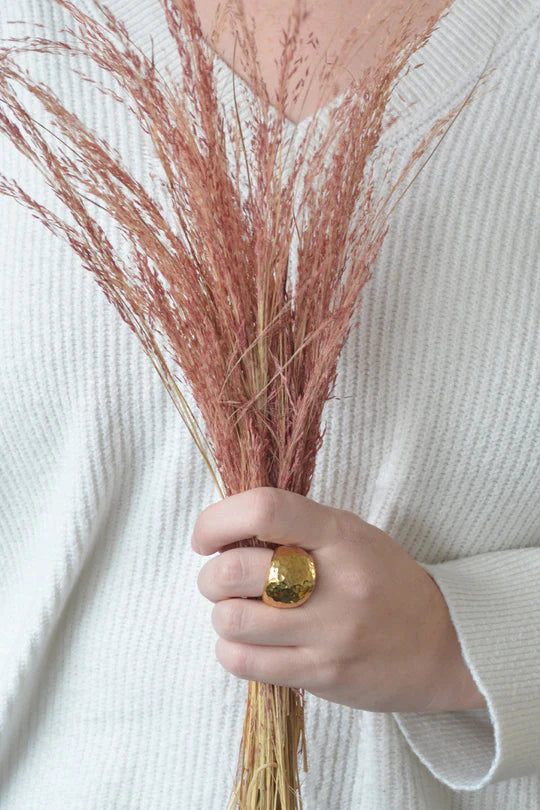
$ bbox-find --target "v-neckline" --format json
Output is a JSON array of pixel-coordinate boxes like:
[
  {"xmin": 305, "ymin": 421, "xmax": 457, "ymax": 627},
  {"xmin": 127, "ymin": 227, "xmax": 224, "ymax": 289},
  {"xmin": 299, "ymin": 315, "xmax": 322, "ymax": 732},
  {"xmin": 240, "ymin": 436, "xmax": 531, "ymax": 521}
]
[
  {"xmin": 197, "ymin": 35, "xmax": 347, "ymax": 133},
  {"xmin": 207, "ymin": 46, "xmax": 348, "ymax": 132},
  {"xmin": 199, "ymin": 0, "xmax": 534, "ymax": 134},
  {"xmin": 108, "ymin": 0, "xmax": 535, "ymax": 134}
]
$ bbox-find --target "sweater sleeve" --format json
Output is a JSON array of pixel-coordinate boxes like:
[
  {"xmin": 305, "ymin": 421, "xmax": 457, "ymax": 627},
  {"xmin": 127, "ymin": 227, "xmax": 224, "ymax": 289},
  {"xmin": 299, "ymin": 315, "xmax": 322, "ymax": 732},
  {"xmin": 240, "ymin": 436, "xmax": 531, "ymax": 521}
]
[{"xmin": 391, "ymin": 547, "xmax": 540, "ymax": 790}]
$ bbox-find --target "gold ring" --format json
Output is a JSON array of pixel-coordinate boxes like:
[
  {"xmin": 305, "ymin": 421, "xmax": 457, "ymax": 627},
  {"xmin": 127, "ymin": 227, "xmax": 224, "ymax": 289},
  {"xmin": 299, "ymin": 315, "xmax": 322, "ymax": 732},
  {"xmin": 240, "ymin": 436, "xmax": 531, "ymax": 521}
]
[{"xmin": 261, "ymin": 546, "xmax": 317, "ymax": 609}]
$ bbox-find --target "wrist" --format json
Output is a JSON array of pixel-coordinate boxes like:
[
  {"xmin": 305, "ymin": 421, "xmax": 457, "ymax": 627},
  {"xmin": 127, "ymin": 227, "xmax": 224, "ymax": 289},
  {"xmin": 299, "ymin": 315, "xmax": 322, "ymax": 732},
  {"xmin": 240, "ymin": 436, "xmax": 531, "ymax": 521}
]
[{"xmin": 422, "ymin": 573, "xmax": 487, "ymax": 713}]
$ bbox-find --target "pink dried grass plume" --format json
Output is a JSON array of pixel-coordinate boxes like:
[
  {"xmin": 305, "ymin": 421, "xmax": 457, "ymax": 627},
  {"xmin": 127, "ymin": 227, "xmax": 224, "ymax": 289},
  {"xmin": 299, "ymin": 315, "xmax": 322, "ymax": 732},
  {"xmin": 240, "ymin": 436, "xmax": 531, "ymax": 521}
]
[{"xmin": 0, "ymin": 0, "xmax": 497, "ymax": 806}]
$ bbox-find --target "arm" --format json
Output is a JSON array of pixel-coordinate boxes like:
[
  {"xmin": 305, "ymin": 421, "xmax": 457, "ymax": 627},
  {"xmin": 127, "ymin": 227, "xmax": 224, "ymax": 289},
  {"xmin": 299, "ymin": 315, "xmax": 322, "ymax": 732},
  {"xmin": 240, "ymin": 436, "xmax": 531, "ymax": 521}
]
[{"xmin": 392, "ymin": 547, "xmax": 540, "ymax": 790}]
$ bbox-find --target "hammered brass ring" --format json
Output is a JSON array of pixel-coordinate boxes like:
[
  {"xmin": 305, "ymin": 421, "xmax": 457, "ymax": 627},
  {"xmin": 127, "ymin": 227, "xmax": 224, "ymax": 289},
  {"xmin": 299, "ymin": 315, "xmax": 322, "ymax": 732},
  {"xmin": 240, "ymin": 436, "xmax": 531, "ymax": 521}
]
[{"xmin": 261, "ymin": 546, "xmax": 317, "ymax": 609}]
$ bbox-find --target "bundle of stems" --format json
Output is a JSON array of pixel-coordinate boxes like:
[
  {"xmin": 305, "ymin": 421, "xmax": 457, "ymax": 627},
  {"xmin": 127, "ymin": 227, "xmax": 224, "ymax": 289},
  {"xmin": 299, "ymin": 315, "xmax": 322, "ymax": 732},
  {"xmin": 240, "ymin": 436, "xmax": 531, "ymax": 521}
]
[{"xmin": 0, "ymin": 0, "xmax": 493, "ymax": 806}]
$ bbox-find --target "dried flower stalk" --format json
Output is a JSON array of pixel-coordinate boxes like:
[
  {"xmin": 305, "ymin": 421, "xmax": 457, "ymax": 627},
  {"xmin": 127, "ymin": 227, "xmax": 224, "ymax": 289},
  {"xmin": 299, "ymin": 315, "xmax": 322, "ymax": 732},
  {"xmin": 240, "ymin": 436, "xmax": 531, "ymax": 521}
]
[{"xmin": 0, "ymin": 0, "xmax": 496, "ymax": 806}]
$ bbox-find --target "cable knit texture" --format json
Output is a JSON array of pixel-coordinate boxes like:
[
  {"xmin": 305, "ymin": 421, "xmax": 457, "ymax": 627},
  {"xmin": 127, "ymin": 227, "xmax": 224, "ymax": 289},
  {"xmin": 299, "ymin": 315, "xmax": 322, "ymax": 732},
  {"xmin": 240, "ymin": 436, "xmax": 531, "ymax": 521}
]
[{"xmin": 1, "ymin": 0, "xmax": 539, "ymax": 807}]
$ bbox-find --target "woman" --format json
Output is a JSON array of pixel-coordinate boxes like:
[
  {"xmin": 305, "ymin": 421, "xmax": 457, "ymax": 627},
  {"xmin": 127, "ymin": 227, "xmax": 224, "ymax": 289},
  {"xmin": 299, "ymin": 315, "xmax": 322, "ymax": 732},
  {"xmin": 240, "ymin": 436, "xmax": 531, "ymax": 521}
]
[{"xmin": 0, "ymin": 0, "xmax": 538, "ymax": 807}]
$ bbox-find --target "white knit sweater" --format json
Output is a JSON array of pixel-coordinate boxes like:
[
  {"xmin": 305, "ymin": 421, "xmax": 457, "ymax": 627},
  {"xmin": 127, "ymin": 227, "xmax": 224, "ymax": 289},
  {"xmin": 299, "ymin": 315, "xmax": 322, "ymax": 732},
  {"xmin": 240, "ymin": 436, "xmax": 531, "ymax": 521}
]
[{"xmin": 1, "ymin": 0, "xmax": 539, "ymax": 807}]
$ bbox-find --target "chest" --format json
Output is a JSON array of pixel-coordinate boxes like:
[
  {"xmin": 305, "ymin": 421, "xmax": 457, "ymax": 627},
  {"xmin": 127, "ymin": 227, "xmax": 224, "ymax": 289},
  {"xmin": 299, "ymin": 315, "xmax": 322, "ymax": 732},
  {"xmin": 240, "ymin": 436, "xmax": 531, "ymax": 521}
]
[{"xmin": 185, "ymin": 0, "xmax": 452, "ymax": 124}]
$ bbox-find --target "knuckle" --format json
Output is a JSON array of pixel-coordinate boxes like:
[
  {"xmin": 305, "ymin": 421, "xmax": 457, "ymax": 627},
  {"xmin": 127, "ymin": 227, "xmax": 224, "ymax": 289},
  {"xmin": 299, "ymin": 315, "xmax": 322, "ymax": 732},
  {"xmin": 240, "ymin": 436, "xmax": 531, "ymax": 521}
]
[
  {"xmin": 344, "ymin": 579, "xmax": 373, "ymax": 621},
  {"xmin": 340, "ymin": 564, "xmax": 372, "ymax": 604},
  {"xmin": 217, "ymin": 639, "xmax": 249, "ymax": 678},
  {"xmin": 347, "ymin": 617, "xmax": 368, "ymax": 652},
  {"xmin": 230, "ymin": 646, "xmax": 250, "ymax": 678},
  {"xmin": 332, "ymin": 506, "xmax": 359, "ymax": 544},
  {"xmin": 213, "ymin": 601, "xmax": 246, "ymax": 639},
  {"xmin": 318, "ymin": 651, "xmax": 345, "ymax": 689},
  {"xmin": 250, "ymin": 487, "xmax": 278, "ymax": 534},
  {"xmin": 220, "ymin": 551, "xmax": 245, "ymax": 586}
]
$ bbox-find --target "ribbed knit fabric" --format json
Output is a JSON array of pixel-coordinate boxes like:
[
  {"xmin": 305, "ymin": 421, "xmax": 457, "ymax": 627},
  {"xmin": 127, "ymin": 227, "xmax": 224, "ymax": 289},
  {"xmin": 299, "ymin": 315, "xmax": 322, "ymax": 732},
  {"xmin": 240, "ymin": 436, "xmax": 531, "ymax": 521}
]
[{"xmin": 1, "ymin": 0, "xmax": 539, "ymax": 807}]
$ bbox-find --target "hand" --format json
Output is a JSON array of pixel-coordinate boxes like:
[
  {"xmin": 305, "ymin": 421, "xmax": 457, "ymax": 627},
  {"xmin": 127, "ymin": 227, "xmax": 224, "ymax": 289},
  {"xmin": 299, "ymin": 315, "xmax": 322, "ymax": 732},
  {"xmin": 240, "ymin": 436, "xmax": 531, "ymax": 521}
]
[{"xmin": 192, "ymin": 487, "xmax": 487, "ymax": 713}]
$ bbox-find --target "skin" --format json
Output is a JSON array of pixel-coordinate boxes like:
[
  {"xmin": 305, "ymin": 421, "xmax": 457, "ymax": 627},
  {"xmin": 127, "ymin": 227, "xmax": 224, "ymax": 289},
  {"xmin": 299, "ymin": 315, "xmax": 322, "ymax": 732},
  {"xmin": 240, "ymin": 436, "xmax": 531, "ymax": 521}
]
[
  {"xmin": 187, "ymin": 0, "xmax": 454, "ymax": 124},
  {"xmin": 193, "ymin": 487, "xmax": 488, "ymax": 713}
]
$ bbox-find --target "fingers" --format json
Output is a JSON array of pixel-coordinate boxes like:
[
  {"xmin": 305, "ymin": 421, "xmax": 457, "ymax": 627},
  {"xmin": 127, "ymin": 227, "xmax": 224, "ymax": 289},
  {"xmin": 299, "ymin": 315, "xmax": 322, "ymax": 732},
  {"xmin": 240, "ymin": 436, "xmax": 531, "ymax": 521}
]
[
  {"xmin": 211, "ymin": 598, "xmax": 313, "ymax": 647},
  {"xmin": 197, "ymin": 547, "xmax": 274, "ymax": 602},
  {"xmin": 215, "ymin": 638, "xmax": 322, "ymax": 688},
  {"xmin": 198, "ymin": 547, "xmax": 320, "ymax": 647},
  {"xmin": 192, "ymin": 486, "xmax": 344, "ymax": 556}
]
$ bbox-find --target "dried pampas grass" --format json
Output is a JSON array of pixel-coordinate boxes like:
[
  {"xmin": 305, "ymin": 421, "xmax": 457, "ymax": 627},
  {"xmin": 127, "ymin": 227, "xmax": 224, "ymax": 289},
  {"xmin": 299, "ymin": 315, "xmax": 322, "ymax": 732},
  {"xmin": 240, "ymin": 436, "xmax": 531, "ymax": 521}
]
[{"xmin": 0, "ymin": 0, "xmax": 495, "ymax": 806}]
